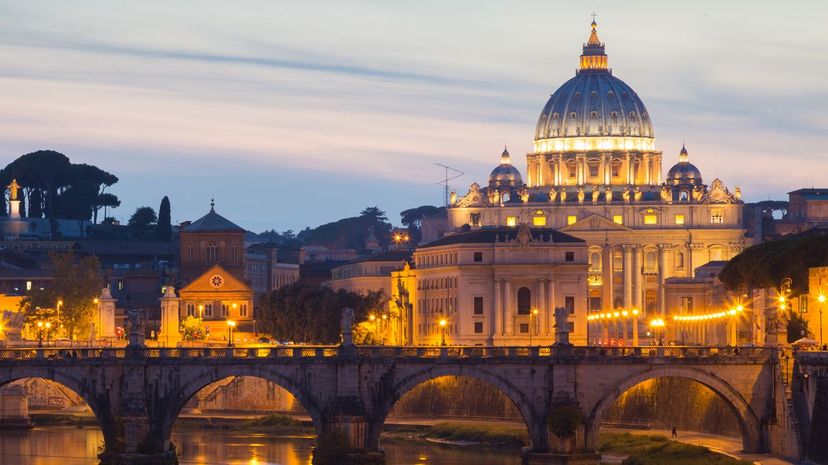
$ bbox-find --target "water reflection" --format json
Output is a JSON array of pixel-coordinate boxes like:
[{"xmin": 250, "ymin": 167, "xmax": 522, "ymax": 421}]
[{"xmin": 0, "ymin": 427, "xmax": 521, "ymax": 465}]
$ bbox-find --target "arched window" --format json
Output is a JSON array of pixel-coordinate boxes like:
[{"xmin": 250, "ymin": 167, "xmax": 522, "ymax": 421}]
[
  {"xmin": 676, "ymin": 252, "xmax": 685, "ymax": 270},
  {"xmin": 613, "ymin": 251, "xmax": 623, "ymax": 271},
  {"xmin": 645, "ymin": 251, "xmax": 657, "ymax": 272},
  {"xmin": 589, "ymin": 252, "xmax": 601, "ymax": 271},
  {"xmin": 207, "ymin": 243, "xmax": 219, "ymax": 263},
  {"xmin": 679, "ymin": 191, "xmax": 689, "ymax": 202},
  {"xmin": 517, "ymin": 287, "xmax": 531, "ymax": 315}
]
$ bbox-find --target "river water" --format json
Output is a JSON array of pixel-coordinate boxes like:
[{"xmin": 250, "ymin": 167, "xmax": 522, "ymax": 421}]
[{"xmin": 0, "ymin": 426, "xmax": 521, "ymax": 465}]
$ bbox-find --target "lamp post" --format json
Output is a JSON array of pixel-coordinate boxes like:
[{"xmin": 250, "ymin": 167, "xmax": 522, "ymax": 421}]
[
  {"xmin": 632, "ymin": 309, "xmax": 640, "ymax": 346},
  {"xmin": 226, "ymin": 320, "xmax": 236, "ymax": 347},
  {"xmin": 530, "ymin": 308, "xmax": 539, "ymax": 346},
  {"xmin": 819, "ymin": 294, "xmax": 826, "ymax": 348},
  {"xmin": 439, "ymin": 318, "xmax": 447, "ymax": 346},
  {"xmin": 37, "ymin": 321, "xmax": 44, "ymax": 348},
  {"xmin": 649, "ymin": 318, "xmax": 665, "ymax": 346}
]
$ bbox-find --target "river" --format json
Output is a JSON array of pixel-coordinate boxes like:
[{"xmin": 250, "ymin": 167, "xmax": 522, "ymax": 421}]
[{"xmin": 0, "ymin": 426, "xmax": 522, "ymax": 465}]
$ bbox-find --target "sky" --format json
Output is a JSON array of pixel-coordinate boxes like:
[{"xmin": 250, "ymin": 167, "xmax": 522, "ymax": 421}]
[{"xmin": 0, "ymin": 0, "xmax": 826, "ymax": 232}]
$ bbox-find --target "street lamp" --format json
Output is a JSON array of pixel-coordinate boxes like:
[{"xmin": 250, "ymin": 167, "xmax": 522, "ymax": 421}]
[
  {"xmin": 649, "ymin": 318, "xmax": 666, "ymax": 346},
  {"xmin": 37, "ymin": 321, "xmax": 44, "ymax": 348},
  {"xmin": 439, "ymin": 318, "xmax": 447, "ymax": 346},
  {"xmin": 226, "ymin": 320, "xmax": 236, "ymax": 347},
  {"xmin": 819, "ymin": 294, "xmax": 826, "ymax": 347},
  {"xmin": 530, "ymin": 309, "xmax": 539, "ymax": 346}
]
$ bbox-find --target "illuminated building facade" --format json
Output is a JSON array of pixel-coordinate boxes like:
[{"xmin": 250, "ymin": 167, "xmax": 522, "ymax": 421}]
[
  {"xmin": 391, "ymin": 225, "xmax": 589, "ymax": 346},
  {"xmin": 445, "ymin": 20, "xmax": 746, "ymax": 323}
]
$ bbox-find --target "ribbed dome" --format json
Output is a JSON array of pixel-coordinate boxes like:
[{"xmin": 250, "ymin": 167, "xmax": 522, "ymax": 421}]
[
  {"xmin": 489, "ymin": 147, "xmax": 523, "ymax": 189},
  {"xmin": 534, "ymin": 20, "xmax": 654, "ymax": 142},
  {"xmin": 666, "ymin": 145, "xmax": 703, "ymax": 186}
]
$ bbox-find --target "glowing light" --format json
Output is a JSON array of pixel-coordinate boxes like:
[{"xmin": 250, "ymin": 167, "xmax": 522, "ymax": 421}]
[
  {"xmin": 779, "ymin": 296, "xmax": 786, "ymax": 303},
  {"xmin": 819, "ymin": 295, "xmax": 826, "ymax": 303},
  {"xmin": 439, "ymin": 319, "xmax": 447, "ymax": 327},
  {"xmin": 736, "ymin": 305, "xmax": 744, "ymax": 312},
  {"xmin": 532, "ymin": 308, "xmax": 539, "ymax": 315},
  {"xmin": 649, "ymin": 319, "xmax": 666, "ymax": 328},
  {"xmin": 632, "ymin": 309, "xmax": 640, "ymax": 316},
  {"xmin": 226, "ymin": 320, "xmax": 236, "ymax": 328},
  {"xmin": 506, "ymin": 216, "xmax": 517, "ymax": 227}
]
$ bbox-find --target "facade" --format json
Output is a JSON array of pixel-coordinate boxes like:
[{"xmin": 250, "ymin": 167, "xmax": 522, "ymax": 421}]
[
  {"xmin": 179, "ymin": 202, "xmax": 246, "ymax": 285},
  {"xmin": 177, "ymin": 264, "xmax": 254, "ymax": 340},
  {"xmin": 445, "ymin": 21, "xmax": 745, "ymax": 321},
  {"xmin": 390, "ymin": 225, "xmax": 588, "ymax": 346},
  {"xmin": 327, "ymin": 250, "xmax": 411, "ymax": 296}
]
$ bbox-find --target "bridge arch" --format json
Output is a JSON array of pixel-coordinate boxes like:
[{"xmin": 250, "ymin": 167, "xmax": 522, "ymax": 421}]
[
  {"xmin": 161, "ymin": 365, "xmax": 324, "ymax": 447},
  {"xmin": 376, "ymin": 365, "xmax": 546, "ymax": 451},
  {"xmin": 585, "ymin": 366, "xmax": 763, "ymax": 453},
  {"xmin": 0, "ymin": 366, "xmax": 113, "ymax": 448}
]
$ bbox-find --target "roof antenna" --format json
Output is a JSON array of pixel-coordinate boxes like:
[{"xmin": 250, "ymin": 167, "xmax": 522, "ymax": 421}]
[{"xmin": 435, "ymin": 163, "xmax": 464, "ymax": 206}]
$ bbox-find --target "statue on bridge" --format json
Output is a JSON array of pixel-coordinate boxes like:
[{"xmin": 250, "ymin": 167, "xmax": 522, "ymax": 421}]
[
  {"xmin": 126, "ymin": 308, "xmax": 145, "ymax": 349},
  {"xmin": 554, "ymin": 307, "xmax": 572, "ymax": 346},
  {"xmin": 341, "ymin": 307, "xmax": 355, "ymax": 347}
]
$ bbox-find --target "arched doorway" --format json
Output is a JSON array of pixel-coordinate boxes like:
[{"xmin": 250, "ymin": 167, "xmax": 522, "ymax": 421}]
[{"xmin": 585, "ymin": 368, "xmax": 762, "ymax": 454}]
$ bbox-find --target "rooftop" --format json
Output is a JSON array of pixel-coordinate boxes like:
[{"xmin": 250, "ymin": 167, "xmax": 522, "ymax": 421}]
[{"xmin": 419, "ymin": 227, "xmax": 583, "ymax": 248}]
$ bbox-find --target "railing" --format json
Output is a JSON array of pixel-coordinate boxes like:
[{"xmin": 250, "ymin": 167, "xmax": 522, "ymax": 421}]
[{"xmin": 0, "ymin": 345, "xmax": 775, "ymax": 362}]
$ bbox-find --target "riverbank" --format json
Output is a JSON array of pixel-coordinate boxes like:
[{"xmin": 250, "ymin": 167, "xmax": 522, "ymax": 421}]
[{"xmin": 26, "ymin": 413, "xmax": 772, "ymax": 465}]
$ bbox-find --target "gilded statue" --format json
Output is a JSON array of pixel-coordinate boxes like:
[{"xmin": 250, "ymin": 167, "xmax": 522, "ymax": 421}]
[
  {"xmin": 591, "ymin": 185, "xmax": 600, "ymax": 204},
  {"xmin": 7, "ymin": 178, "xmax": 20, "ymax": 201},
  {"xmin": 622, "ymin": 187, "xmax": 631, "ymax": 202},
  {"xmin": 548, "ymin": 189, "xmax": 558, "ymax": 203},
  {"xmin": 577, "ymin": 187, "xmax": 585, "ymax": 204},
  {"xmin": 604, "ymin": 186, "xmax": 613, "ymax": 203},
  {"xmin": 559, "ymin": 188, "xmax": 567, "ymax": 204},
  {"xmin": 634, "ymin": 186, "xmax": 643, "ymax": 202}
]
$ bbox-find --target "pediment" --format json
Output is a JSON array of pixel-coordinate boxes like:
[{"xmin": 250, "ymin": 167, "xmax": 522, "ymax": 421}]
[
  {"xmin": 180, "ymin": 264, "xmax": 252, "ymax": 294},
  {"xmin": 560, "ymin": 214, "xmax": 632, "ymax": 232}
]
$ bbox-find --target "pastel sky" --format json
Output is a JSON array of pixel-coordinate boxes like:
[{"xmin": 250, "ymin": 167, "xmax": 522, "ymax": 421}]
[{"xmin": 0, "ymin": 1, "xmax": 826, "ymax": 232}]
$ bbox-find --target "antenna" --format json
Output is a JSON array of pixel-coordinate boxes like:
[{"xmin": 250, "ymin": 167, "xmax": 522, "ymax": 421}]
[{"xmin": 435, "ymin": 163, "xmax": 464, "ymax": 206}]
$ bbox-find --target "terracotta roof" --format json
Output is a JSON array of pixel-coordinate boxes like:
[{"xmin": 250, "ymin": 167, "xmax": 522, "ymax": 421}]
[{"xmin": 183, "ymin": 208, "xmax": 245, "ymax": 233}]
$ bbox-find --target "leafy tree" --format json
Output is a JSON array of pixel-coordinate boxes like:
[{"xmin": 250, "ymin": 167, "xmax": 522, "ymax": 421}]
[
  {"xmin": 128, "ymin": 206, "xmax": 158, "ymax": 239},
  {"xmin": 20, "ymin": 252, "xmax": 101, "ymax": 340},
  {"xmin": 258, "ymin": 283, "xmax": 387, "ymax": 344},
  {"xmin": 96, "ymin": 193, "xmax": 121, "ymax": 220},
  {"xmin": 29, "ymin": 188, "xmax": 42, "ymax": 218},
  {"xmin": 298, "ymin": 206, "xmax": 393, "ymax": 251},
  {"xmin": 786, "ymin": 310, "xmax": 811, "ymax": 343},
  {"xmin": 157, "ymin": 196, "xmax": 172, "ymax": 241},
  {"xmin": 180, "ymin": 316, "xmax": 207, "ymax": 341},
  {"xmin": 400, "ymin": 205, "xmax": 444, "ymax": 243},
  {"xmin": 720, "ymin": 231, "xmax": 828, "ymax": 294},
  {"xmin": 360, "ymin": 206, "xmax": 388, "ymax": 223}
]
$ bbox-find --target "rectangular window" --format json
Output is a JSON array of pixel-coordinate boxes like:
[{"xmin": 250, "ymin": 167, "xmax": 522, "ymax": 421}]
[
  {"xmin": 188, "ymin": 246, "xmax": 193, "ymax": 261},
  {"xmin": 204, "ymin": 304, "xmax": 213, "ymax": 317},
  {"xmin": 240, "ymin": 303, "xmax": 248, "ymax": 317},
  {"xmin": 473, "ymin": 296, "xmax": 484, "ymax": 315},
  {"xmin": 567, "ymin": 215, "xmax": 577, "ymax": 225},
  {"xmin": 675, "ymin": 214, "xmax": 685, "ymax": 225},
  {"xmin": 612, "ymin": 165, "xmax": 619, "ymax": 177},
  {"xmin": 565, "ymin": 296, "xmax": 575, "ymax": 314},
  {"xmin": 589, "ymin": 297, "xmax": 602, "ymax": 311},
  {"xmin": 612, "ymin": 215, "xmax": 623, "ymax": 225},
  {"xmin": 473, "ymin": 252, "xmax": 483, "ymax": 262},
  {"xmin": 589, "ymin": 164, "xmax": 598, "ymax": 177},
  {"xmin": 474, "ymin": 322, "xmax": 484, "ymax": 334},
  {"xmin": 565, "ymin": 251, "xmax": 575, "ymax": 262},
  {"xmin": 519, "ymin": 323, "xmax": 530, "ymax": 333},
  {"xmin": 470, "ymin": 213, "xmax": 481, "ymax": 226},
  {"xmin": 506, "ymin": 216, "xmax": 517, "ymax": 227},
  {"xmin": 711, "ymin": 212, "xmax": 724, "ymax": 224},
  {"xmin": 187, "ymin": 303, "xmax": 195, "ymax": 317},
  {"xmin": 569, "ymin": 168, "xmax": 576, "ymax": 178},
  {"xmin": 644, "ymin": 214, "xmax": 658, "ymax": 225},
  {"xmin": 221, "ymin": 304, "xmax": 229, "ymax": 317},
  {"xmin": 681, "ymin": 297, "xmax": 693, "ymax": 312},
  {"xmin": 532, "ymin": 216, "xmax": 547, "ymax": 227},
  {"xmin": 26, "ymin": 281, "xmax": 32, "ymax": 291}
]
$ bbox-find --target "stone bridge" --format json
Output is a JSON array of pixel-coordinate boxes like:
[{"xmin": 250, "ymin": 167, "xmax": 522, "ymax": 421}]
[{"xmin": 0, "ymin": 345, "xmax": 798, "ymax": 464}]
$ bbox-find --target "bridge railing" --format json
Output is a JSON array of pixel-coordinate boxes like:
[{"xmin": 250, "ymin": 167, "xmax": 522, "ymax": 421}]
[{"xmin": 0, "ymin": 345, "xmax": 774, "ymax": 361}]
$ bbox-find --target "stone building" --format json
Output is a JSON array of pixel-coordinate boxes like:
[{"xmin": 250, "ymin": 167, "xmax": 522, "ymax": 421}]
[
  {"xmin": 327, "ymin": 250, "xmax": 411, "ymax": 297},
  {"xmin": 390, "ymin": 225, "xmax": 588, "ymax": 346},
  {"xmin": 179, "ymin": 201, "xmax": 246, "ymax": 285},
  {"xmin": 444, "ymin": 20, "xmax": 745, "ymax": 320}
]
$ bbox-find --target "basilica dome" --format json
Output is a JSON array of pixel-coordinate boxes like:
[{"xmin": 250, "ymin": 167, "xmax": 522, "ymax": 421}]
[
  {"xmin": 489, "ymin": 147, "xmax": 523, "ymax": 189},
  {"xmin": 533, "ymin": 21, "xmax": 654, "ymax": 153},
  {"xmin": 666, "ymin": 145, "xmax": 703, "ymax": 186}
]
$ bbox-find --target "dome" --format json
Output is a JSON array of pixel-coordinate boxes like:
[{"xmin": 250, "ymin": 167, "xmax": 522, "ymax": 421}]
[
  {"xmin": 489, "ymin": 147, "xmax": 523, "ymax": 189},
  {"xmin": 666, "ymin": 145, "xmax": 703, "ymax": 186},
  {"xmin": 534, "ymin": 20, "xmax": 654, "ymax": 150}
]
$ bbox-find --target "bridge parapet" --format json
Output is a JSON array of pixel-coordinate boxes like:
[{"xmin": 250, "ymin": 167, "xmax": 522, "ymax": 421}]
[{"xmin": 0, "ymin": 345, "xmax": 775, "ymax": 363}]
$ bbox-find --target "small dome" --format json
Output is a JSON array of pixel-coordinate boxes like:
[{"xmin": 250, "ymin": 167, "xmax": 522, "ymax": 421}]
[
  {"xmin": 489, "ymin": 147, "xmax": 524, "ymax": 189},
  {"xmin": 666, "ymin": 144, "xmax": 703, "ymax": 186}
]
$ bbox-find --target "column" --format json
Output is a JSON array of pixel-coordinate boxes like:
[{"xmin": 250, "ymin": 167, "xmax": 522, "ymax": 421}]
[
  {"xmin": 158, "ymin": 286, "xmax": 181, "ymax": 346},
  {"xmin": 632, "ymin": 246, "xmax": 642, "ymax": 310},
  {"xmin": 643, "ymin": 154, "xmax": 652, "ymax": 185},
  {"xmin": 623, "ymin": 245, "xmax": 633, "ymax": 310},
  {"xmin": 493, "ymin": 280, "xmax": 502, "ymax": 337},
  {"xmin": 578, "ymin": 155, "xmax": 587, "ymax": 185},
  {"xmin": 546, "ymin": 279, "xmax": 555, "ymax": 335},
  {"xmin": 558, "ymin": 155, "xmax": 565, "ymax": 186},
  {"xmin": 657, "ymin": 244, "xmax": 669, "ymax": 315},
  {"xmin": 537, "ymin": 156, "xmax": 544, "ymax": 186},
  {"xmin": 626, "ymin": 154, "xmax": 633, "ymax": 185},
  {"xmin": 505, "ymin": 281, "xmax": 514, "ymax": 336},
  {"xmin": 602, "ymin": 246, "xmax": 613, "ymax": 311},
  {"xmin": 537, "ymin": 279, "xmax": 546, "ymax": 337},
  {"xmin": 603, "ymin": 154, "xmax": 612, "ymax": 185}
]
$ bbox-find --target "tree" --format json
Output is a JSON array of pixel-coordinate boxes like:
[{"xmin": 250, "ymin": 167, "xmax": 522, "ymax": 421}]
[
  {"xmin": 29, "ymin": 188, "xmax": 42, "ymax": 218},
  {"xmin": 20, "ymin": 252, "xmax": 101, "ymax": 340},
  {"xmin": 400, "ymin": 205, "xmax": 444, "ymax": 243},
  {"xmin": 258, "ymin": 283, "xmax": 387, "ymax": 344},
  {"xmin": 298, "ymin": 207, "xmax": 394, "ymax": 251},
  {"xmin": 96, "ymin": 193, "xmax": 121, "ymax": 220},
  {"xmin": 180, "ymin": 316, "xmax": 208, "ymax": 341},
  {"xmin": 360, "ymin": 206, "xmax": 388, "ymax": 223},
  {"xmin": 157, "ymin": 196, "xmax": 172, "ymax": 241},
  {"xmin": 128, "ymin": 206, "xmax": 157, "ymax": 239}
]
